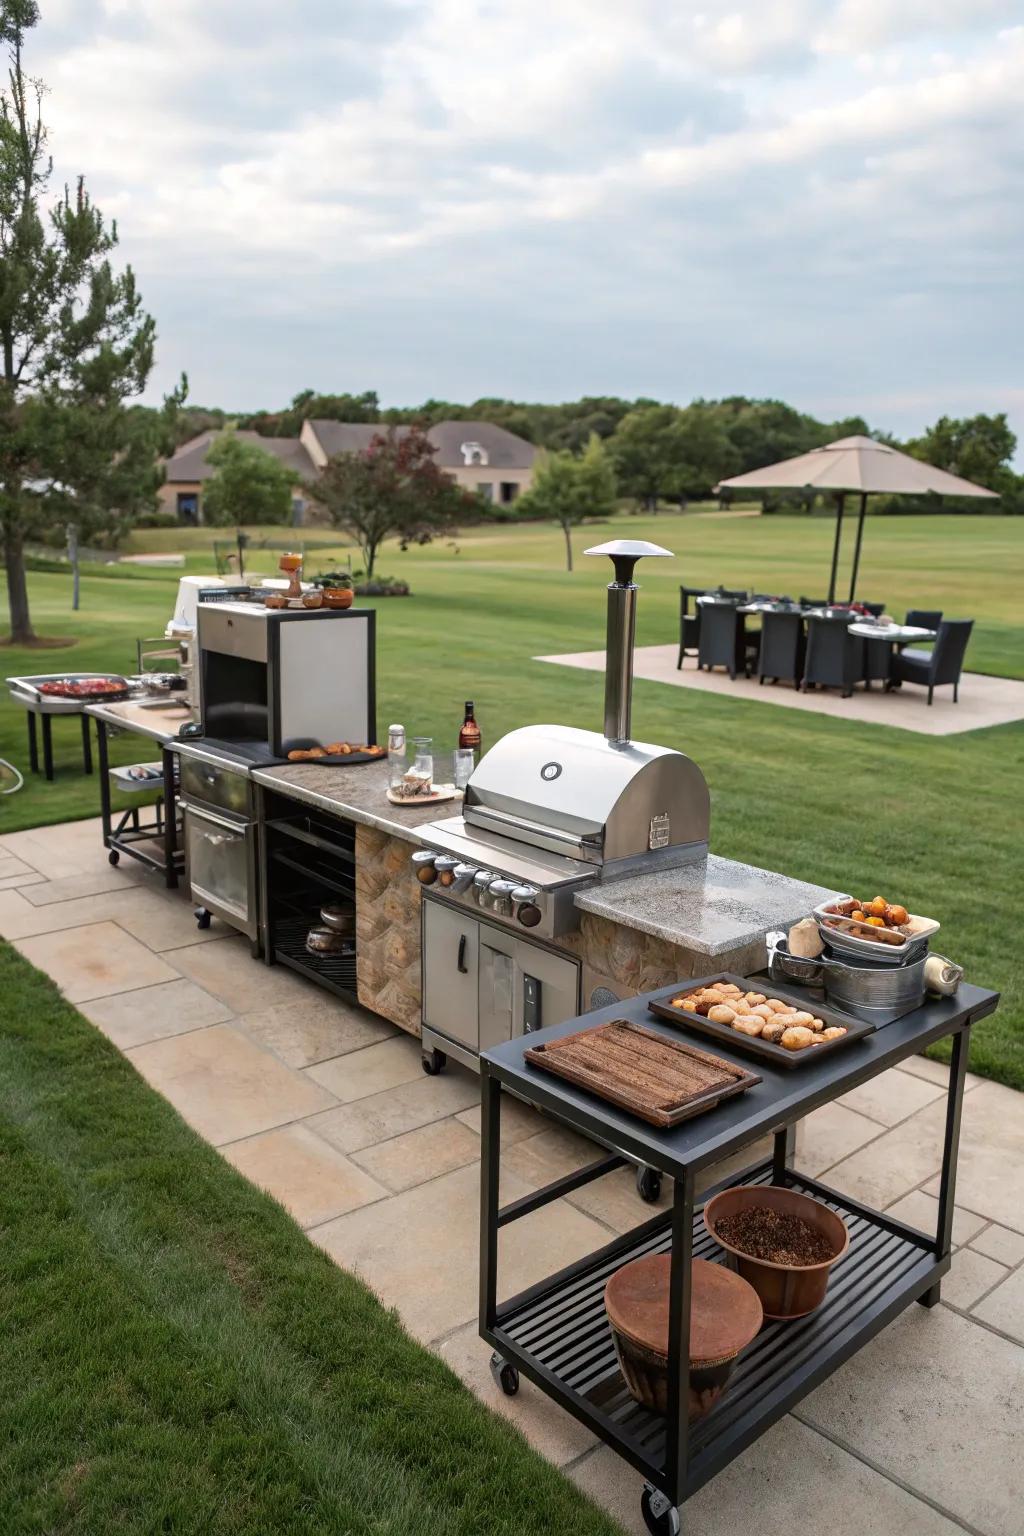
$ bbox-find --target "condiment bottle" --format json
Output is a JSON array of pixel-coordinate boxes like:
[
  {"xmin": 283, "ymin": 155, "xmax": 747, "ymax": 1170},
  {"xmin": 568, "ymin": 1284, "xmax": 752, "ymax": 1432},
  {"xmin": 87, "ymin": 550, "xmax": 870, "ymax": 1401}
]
[{"xmin": 459, "ymin": 700, "xmax": 481, "ymax": 759}]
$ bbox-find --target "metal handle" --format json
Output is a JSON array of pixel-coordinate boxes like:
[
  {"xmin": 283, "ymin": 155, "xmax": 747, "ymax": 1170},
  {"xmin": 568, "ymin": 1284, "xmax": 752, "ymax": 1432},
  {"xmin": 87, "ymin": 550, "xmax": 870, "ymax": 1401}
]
[
  {"xmin": 182, "ymin": 801, "xmax": 247, "ymax": 835},
  {"xmin": 457, "ymin": 935, "xmax": 469, "ymax": 974}
]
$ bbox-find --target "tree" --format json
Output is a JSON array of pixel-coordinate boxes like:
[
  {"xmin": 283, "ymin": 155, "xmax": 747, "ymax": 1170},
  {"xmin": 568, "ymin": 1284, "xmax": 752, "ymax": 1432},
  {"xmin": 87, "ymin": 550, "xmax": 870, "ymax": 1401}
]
[
  {"xmin": 0, "ymin": 1, "xmax": 175, "ymax": 642},
  {"xmin": 907, "ymin": 413, "xmax": 1016, "ymax": 490},
  {"xmin": 202, "ymin": 431, "xmax": 296, "ymax": 526},
  {"xmin": 610, "ymin": 405, "xmax": 736, "ymax": 508},
  {"xmin": 312, "ymin": 426, "xmax": 470, "ymax": 577},
  {"xmin": 517, "ymin": 434, "xmax": 617, "ymax": 570}
]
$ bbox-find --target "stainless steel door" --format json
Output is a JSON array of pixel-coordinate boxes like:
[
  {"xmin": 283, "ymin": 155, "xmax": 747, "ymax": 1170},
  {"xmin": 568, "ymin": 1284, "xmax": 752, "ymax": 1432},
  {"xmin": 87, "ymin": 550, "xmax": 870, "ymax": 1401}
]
[
  {"xmin": 178, "ymin": 753, "xmax": 253, "ymax": 817},
  {"xmin": 184, "ymin": 804, "xmax": 256, "ymax": 935},
  {"xmin": 479, "ymin": 925, "xmax": 517, "ymax": 1053},
  {"xmin": 514, "ymin": 938, "xmax": 580, "ymax": 1037},
  {"xmin": 422, "ymin": 899, "xmax": 479, "ymax": 1051}
]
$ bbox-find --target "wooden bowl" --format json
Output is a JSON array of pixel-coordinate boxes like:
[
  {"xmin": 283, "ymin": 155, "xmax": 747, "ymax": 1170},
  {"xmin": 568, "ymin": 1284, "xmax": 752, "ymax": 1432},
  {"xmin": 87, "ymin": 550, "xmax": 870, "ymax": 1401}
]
[
  {"xmin": 703, "ymin": 1185, "xmax": 849, "ymax": 1320},
  {"xmin": 604, "ymin": 1255, "xmax": 762, "ymax": 1419},
  {"xmin": 322, "ymin": 588, "xmax": 353, "ymax": 609}
]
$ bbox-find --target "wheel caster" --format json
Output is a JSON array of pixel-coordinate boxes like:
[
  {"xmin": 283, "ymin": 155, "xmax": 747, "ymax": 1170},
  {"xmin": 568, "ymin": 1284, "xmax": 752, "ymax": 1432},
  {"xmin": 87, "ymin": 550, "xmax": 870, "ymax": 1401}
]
[
  {"xmin": 636, "ymin": 1165, "xmax": 662, "ymax": 1203},
  {"xmin": 421, "ymin": 1048, "xmax": 446, "ymax": 1076},
  {"xmin": 641, "ymin": 1484, "xmax": 680, "ymax": 1535},
  {"xmin": 490, "ymin": 1351, "xmax": 519, "ymax": 1396},
  {"xmin": 194, "ymin": 907, "xmax": 212, "ymax": 930},
  {"xmin": 107, "ymin": 849, "xmax": 120, "ymax": 866}
]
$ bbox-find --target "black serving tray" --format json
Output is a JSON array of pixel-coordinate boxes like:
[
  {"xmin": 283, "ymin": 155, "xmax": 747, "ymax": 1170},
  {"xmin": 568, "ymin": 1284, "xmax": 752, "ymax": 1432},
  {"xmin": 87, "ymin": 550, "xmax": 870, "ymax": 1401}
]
[
  {"xmin": 282, "ymin": 737, "xmax": 383, "ymax": 765},
  {"xmin": 648, "ymin": 972, "xmax": 874, "ymax": 1069}
]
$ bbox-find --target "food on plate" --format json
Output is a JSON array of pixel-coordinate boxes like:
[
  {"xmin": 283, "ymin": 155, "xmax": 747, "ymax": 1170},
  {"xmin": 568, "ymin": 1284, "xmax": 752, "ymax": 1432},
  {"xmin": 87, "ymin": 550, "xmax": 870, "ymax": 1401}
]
[
  {"xmin": 887, "ymin": 904, "xmax": 909, "ymax": 925},
  {"xmin": 781, "ymin": 1026, "xmax": 817, "ymax": 1051},
  {"xmin": 286, "ymin": 747, "xmax": 326, "ymax": 761},
  {"xmin": 663, "ymin": 981, "xmax": 855, "ymax": 1052},
  {"xmin": 707, "ymin": 1004, "xmax": 738, "ymax": 1024},
  {"xmin": 821, "ymin": 893, "xmax": 928, "ymax": 946},
  {"xmin": 37, "ymin": 677, "xmax": 125, "ymax": 698}
]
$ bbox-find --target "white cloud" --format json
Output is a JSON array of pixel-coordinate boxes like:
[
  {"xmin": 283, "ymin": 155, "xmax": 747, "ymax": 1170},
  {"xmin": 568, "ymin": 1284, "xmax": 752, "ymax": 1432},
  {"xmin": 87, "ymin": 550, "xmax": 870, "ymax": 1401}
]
[{"xmin": 15, "ymin": 1, "xmax": 1022, "ymax": 442}]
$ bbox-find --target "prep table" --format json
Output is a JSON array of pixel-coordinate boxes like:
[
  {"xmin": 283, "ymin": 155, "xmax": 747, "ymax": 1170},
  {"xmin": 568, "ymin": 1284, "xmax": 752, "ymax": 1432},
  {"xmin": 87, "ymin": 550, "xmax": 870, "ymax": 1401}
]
[
  {"xmin": 479, "ymin": 978, "xmax": 999, "ymax": 1536},
  {"xmin": 84, "ymin": 698, "xmax": 192, "ymax": 887},
  {"xmin": 5, "ymin": 676, "xmax": 102, "ymax": 780}
]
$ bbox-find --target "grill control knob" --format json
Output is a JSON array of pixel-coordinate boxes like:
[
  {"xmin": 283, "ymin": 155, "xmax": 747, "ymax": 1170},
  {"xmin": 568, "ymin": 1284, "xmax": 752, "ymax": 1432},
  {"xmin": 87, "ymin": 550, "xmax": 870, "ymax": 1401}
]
[
  {"xmin": 411, "ymin": 850, "xmax": 438, "ymax": 884},
  {"xmin": 433, "ymin": 855, "xmax": 459, "ymax": 888},
  {"xmin": 488, "ymin": 878, "xmax": 518, "ymax": 918},
  {"xmin": 473, "ymin": 870, "xmax": 496, "ymax": 905},
  {"xmin": 516, "ymin": 903, "xmax": 542, "ymax": 928},
  {"xmin": 510, "ymin": 885, "xmax": 539, "ymax": 903},
  {"xmin": 451, "ymin": 862, "xmax": 477, "ymax": 893}
]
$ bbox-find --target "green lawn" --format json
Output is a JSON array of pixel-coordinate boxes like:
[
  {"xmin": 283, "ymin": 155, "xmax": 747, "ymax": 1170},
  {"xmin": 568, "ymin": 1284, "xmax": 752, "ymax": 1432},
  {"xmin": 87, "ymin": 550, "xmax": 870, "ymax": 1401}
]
[
  {"xmin": 2, "ymin": 510, "xmax": 1023, "ymax": 1093},
  {"xmin": 0, "ymin": 943, "xmax": 620, "ymax": 1536}
]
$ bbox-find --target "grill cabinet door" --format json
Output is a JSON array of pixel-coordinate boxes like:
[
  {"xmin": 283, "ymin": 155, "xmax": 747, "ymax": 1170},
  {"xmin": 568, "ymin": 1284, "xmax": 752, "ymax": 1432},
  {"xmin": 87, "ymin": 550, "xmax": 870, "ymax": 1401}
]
[
  {"xmin": 185, "ymin": 808, "xmax": 251, "ymax": 923},
  {"xmin": 478, "ymin": 926, "xmax": 517, "ymax": 1053},
  {"xmin": 513, "ymin": 940, "xmax": 580, "ymax": 1037},
  {"xmin": 422, "ymin": 899, "xmax": 479, "ymax": 1051}
]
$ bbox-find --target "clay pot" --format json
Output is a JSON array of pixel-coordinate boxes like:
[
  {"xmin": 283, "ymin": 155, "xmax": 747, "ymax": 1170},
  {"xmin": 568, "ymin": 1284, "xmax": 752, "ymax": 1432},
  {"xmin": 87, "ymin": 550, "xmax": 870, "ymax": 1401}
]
[
  {"xmin": 604, "ymin": 1255, "xmax": 762, "ymax": 1419},
  {"xmin": 264, "ymin": 593, "xmax": 288, "ymax": 609},
  {"xmin": 703, "ymin": 1185, "xmax": 849, "ymax": 1320},
  {"xmin": 323, "ymin": 588, "xmax": 354, "ymax": 609}
]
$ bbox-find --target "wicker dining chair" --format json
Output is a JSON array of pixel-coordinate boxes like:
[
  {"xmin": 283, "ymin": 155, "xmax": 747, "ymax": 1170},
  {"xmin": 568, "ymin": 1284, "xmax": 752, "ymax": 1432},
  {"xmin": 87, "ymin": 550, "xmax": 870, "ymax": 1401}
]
[
  {"xmin": 677, "ymin": 586, "xmax": 710, "ymax": 668},
  {"xmin": 892, "ymin": 620, "xmax": 973, "ymax": 705},
  {"xmin": 757, "ymin": 610, "xmax": 804, "ymax": 687},
  {"xmin": 698, "ymin": 602, "xmax": 750, "ymax": 679},
  {"xmin": 801, "ymin": 614, "xmax": 864, "ymax": 697}
]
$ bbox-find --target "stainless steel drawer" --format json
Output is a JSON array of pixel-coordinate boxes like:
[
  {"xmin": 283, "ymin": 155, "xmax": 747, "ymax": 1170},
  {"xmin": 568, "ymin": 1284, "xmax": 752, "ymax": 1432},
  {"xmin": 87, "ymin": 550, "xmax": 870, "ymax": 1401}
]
[{"xmin": 178, "ymin": 754, "xmax": 253, "ymax": 818}]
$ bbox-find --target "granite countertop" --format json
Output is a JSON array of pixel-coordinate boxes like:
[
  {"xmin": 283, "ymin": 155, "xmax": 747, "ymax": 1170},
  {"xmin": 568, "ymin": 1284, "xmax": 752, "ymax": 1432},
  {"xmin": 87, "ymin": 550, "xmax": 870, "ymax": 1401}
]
[
  {"xmin": 84, "ymin": 698, "xmax": 193, "ymax": 745},
  {"xmin": 574, "ymin": 854, "xmax": 838, "ymax": 956},
  {"xmin": 252, "ymin": 760, "xmax": 452, "ymax": 844}
]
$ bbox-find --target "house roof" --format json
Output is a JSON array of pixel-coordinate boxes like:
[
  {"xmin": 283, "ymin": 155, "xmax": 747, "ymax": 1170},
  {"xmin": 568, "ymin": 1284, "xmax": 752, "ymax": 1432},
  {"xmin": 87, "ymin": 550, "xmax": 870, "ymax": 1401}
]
[
  {"xmin": 307, "ymin": 419, "xmax": 537, "ymax": 470},
  {"xmin": 164, "ymin": 431, "xmax": 318, "ymax": 484}
]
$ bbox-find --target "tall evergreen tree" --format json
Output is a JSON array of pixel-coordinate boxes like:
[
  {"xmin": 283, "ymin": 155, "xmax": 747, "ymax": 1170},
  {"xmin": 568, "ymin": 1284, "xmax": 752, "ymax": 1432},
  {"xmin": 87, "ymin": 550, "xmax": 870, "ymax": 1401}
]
[{"xmin": 0, "ymin": 1, "xmax": 177, "ymax": 642}]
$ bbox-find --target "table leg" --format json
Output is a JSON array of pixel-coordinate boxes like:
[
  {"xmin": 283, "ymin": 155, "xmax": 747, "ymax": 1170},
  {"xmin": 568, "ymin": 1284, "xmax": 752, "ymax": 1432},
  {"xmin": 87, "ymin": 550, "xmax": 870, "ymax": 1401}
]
[
  {"xmin": 479, "ymin": 1067, "xmax": 501, "ymax": 1333},
  {"xmin": 80, "ymin": 714, "xmax": 93, "ymax": 775},
  {"xmin": 96, "ymin": 721, "xmax": 113, "ymax": 848},
  {"xmin": 664, "ymin": 1168, "xmax": 694, "ymax": 1509},
  {"xmin": 772, "ymin": 1127, "xmax": 790, "ymax": 1183},
  {"xmin": 27, "ymin": 711, "xmax": 39, "ymax": 774},
  {"xmin": 921, "ymin": 1027, "xmax": 969, "ymax": 1308},
  {"xmin": 161, "ymin": 746, "xmax": 179, "ymax": 889},
  {"xmin": 42, "ymin": 714, "xmax": 54, "ymax": 782}
]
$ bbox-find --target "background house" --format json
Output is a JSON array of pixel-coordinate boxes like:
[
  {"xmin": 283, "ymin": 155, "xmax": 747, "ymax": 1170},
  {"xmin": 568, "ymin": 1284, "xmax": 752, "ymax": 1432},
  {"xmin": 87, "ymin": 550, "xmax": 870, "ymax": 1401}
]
[{"xmin": 160, "ymin": 420, "xmax": 537, "ymax": 524}]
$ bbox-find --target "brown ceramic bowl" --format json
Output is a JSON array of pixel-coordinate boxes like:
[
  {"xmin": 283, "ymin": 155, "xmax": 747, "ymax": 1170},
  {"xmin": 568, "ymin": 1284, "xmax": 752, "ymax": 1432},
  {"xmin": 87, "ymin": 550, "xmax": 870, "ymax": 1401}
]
[
  {"xmin": 703, "ymin": 1185, "xmax": 849, "ymax": 1320},
  {"xmin": 322, "ymin": 588, "xmax": 353, "ymax": 609},
  {"xmin": 264, "ymin": 593, "xmax": 288, "ymax": 609},
  {"xmin": 302, "ymin": 590, "xmax": 323, "ymax": 608},
  {"xmin": 604, "ymin": 1254, "xmax": 762, "ymax": 1419}
]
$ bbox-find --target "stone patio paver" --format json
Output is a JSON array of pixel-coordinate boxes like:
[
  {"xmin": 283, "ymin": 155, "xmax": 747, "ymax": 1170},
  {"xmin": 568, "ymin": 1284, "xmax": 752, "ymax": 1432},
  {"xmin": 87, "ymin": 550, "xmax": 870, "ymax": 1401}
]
[
  {"xmin": 571, "ymin": 1416, "xmax": 967, "ymax": 1536},
  {"xmin": 838, "ymin": 1065, "xmax": 945, "ymax": 1126},
  {"xmin": 796, "ymin": 1099, "xmax": 884, "ymax": 1176},
  {"xmin": 884, "ymin": 1188, "xmax": 988, "ymax": 1249},
  {"xmin": 970, "ymin": 1223, "xmax": 1024, "ymax": 1268},
  {"xmin": 800, "ymin": 1304, "xmax": 1024, "ymax": 1536},
  {"xmin": 222, "ymin": 1123, "xmax": 388, "ymax": 1227},
  {"xmin": 165, "ymin": 934, "xmax": 316, "ymax": 1009},
  {"xmin": 127, "ymin": 1022, "xmax": 338, "ymax": 1145},
  {"xmin": 22, "ymin": 866, "xmax": 144, "ymax": 905},
  {"xmin": 79, "ymin": 976, "xmax": 234, "ymax": 1048},
  {"xmin": 237, "ymin": 997, "xmax": 392, "ymax": 1068},
  {"xmin": 350, "ymin": 1116, "xmax": 483, "ymax": 1192},
  {"xmin": 921, "ymin": 1080, "xmax": 1024, "ymax": 1233},
  {"xmin": 941, "ymin": 1246, "xmax": 1010, "ymax": 1310},
  {"xmin": 305, "ymin": 1033, "xmax": 425, "ymax": 1101},
  {"xmin": 973, "ymin": 1263, "xmax": 1024, "ymax": 1344},
  {"xmin": 819, "ymin": 1093, "xmax": 949, "ymax": 1209},
  {"xmin": 13, "ymin": 919, "xmax": 179, "ymax": 1002},
  {"xmin": 455, "ymin": 1094, "xmax": 545, "ymax": 1144},
  {"xmin": 307, "ymin": 1069, "xmax": 480, "ymax": 1154}
]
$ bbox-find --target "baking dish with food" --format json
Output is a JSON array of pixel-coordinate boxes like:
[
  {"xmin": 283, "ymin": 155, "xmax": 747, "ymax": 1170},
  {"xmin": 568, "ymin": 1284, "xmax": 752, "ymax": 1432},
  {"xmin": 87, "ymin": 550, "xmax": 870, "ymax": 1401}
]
[
  {"xmin": 648, "ymin": 972, "xmax": 873, "ymax": 1068},
  {"xmin": 814, "ymin": 897, "xmax": 939, "ymax": 965}
]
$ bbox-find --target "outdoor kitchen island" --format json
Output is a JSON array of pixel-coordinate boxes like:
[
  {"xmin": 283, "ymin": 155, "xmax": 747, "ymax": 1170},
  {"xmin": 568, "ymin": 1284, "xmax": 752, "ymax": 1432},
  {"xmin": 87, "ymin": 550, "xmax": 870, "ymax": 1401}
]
[{"xmin": 251, "ymin": 757, "xmax": 837, "ymax": 1050}]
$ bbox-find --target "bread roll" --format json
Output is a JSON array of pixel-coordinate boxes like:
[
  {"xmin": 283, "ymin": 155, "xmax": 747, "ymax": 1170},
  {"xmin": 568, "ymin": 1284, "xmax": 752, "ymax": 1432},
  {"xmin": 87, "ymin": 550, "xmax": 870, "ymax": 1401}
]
[
  {"xmin": 761, "ymin": 1021, "xmax": 787, "ymax": 1044},
  {"xmin": 807, "ymin": 1017, "xmax": 825, "ymax": 1033},
  {"xmin": 750, "ymin": 1004, "xmax": 774, "ymax": 1020},
  {"xmin": 707, "ymin": 1004, "xmax": 738, "ymax": 1024},
  {"xmin": 821, "ymin": 1026, "xmax": 847, "ymax": 1040},
  {"xmin": 766, "ymin": 998, "xmax": 792, "ymax": 1014},
  {"xmin": 717, "ymin": 983, "xmax": 742, "ymax": 997},
  {"xmin": 743, "ymin": 992, "xmax": 767, "ymax": 1007},
  {"xmin": 732, "ymin": 1015, "xmax": 765, "ymax": 1036},
  {"xmin": 789, "ymin": 1012, "xmax": 816, "ymax": 1027},
  {"xmin": 780, "ymin": 1026, "xmax": 816, "ymax": 1051}
]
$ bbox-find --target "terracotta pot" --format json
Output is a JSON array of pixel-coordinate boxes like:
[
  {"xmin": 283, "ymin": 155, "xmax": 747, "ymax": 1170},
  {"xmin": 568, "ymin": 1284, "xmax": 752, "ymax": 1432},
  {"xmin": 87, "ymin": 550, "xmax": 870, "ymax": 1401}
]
[
  {"xmin": 604, "ymin": 1254, "xmax": 762, "ymax": 1419},
  {"xmin": 703, "ymin": 1185, "xmax": 849, "ymax": 1320},
  {"xmin": 264, "ymin": 593, "xmax": 288, "ymax": 609},
  {"xmin": 323, "ymin": 588, "xmax": 354, "ymax": 609}
]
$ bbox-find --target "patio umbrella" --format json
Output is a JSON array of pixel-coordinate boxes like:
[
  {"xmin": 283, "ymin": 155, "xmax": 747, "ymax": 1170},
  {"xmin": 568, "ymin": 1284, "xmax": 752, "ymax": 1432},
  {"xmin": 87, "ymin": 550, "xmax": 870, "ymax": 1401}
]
[{"xmin": 716, "ymin": 435, "xmax": 998, "ymax": 603}]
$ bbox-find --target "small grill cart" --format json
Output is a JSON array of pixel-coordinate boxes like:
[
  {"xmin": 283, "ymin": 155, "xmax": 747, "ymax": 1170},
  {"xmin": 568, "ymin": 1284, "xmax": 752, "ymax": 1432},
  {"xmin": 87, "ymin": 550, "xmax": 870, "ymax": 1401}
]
[{"xmin": 479, "ymin": 977, "xmax": 998, "ymax": 1535}]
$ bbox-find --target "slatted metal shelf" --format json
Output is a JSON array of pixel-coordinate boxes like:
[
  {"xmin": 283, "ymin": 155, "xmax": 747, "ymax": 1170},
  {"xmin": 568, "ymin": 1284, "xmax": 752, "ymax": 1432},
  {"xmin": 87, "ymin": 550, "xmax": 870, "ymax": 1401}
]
[
  {"xmin": 272, "ymin": 911, "xmax": 357, "ymax": 998},
  {"xmin": 494, "ymin": 1162, "xmax": 944, "ymax": 1499}
]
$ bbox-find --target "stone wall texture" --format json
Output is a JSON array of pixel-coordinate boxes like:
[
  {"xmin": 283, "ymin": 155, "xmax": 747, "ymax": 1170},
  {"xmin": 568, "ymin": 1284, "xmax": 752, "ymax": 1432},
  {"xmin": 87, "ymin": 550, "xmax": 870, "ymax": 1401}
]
[{"xmin": 355, "ymin": 825, "xmax": 422, "ymax": 1036}]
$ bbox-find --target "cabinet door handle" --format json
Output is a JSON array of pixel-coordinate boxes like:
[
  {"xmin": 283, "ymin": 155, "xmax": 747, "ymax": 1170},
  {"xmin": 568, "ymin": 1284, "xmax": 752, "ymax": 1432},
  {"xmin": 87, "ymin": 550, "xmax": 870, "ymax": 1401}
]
[{"xmin": 457, "ymin": 935, "xmax": 469, "ymax": 974}]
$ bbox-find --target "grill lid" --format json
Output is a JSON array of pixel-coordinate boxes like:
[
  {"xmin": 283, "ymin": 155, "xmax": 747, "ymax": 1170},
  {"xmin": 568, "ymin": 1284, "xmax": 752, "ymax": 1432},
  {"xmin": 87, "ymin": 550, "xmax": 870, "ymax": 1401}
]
[{"xmin": 464, "ymin": 724, "xmax": 709, "ymax": 867}]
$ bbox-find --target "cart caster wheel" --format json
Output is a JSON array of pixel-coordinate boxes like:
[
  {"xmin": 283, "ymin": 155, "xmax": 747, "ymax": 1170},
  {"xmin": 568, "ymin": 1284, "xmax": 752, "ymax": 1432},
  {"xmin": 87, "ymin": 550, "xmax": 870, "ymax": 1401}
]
[
  {"xmin": 421, "ymin": 1048, "xmax": 447, "ymax": 1076},
  {"xmin": 641, "ymin": 1485, "xmax": 680, "ymax": 1536},
  {"xmin": 194, "ymin": 907, "xmax": 212, "ymax": 930},
  {"xmin": 636, "ymin": 1166, "xmax": 662, "ymax": 1203},
  {"xmin": 107, "ymin": 849, "xmax": 120, "ymax": 866},
  {"xmin": 490, "ymin": 1352, "xmax": 519, "ymax": 1396}
]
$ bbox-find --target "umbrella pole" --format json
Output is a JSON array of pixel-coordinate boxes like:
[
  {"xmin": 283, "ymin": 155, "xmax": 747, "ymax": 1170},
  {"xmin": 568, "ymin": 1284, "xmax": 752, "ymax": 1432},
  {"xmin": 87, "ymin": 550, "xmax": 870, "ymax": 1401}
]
[
  {"xmin": 827, "ymin": 492, "xmax": 845, "ymax": 604},
  {"xmin": 848, "ymin": 493, "xmax": 868, "ymax": 603}
]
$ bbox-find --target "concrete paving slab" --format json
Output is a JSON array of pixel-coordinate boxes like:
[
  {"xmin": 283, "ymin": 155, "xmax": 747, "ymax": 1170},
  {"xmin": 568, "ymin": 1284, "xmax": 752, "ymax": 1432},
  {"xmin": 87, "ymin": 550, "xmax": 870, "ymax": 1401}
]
[
  {"xmin": 222, "ymin": 1123, "xmax": 388, "ymax": 1228},
  {"xmin": 839, "ymin": 1066, "xmax": 944, "ymax": 1126},
  {"xmin": 796, "ymin": 1100, "xmax": 883, "ymax": 1176},
  {"xmin": 821, "ymin": 1094, "xmax": 949, "ymax": 1209},
  {"xmin": 12, "ymin": 919, "xmax": 179, "ymax": 1002},
  {"xmin": 79, "ymin": 977, "xmax": 234, "ymax": 1048},
  {"xmin": 236, "ymin": 995, "xmax": 394, "ymax": 1068},
  {"xmin": 311, "ymin": 1160, "xmax": 610, "ymax": 1345},
  {"xmin": 970, "ymin": 1223, "xmax": 1024, "ymax": 1268},
  {"xmin": 350, "ymin": 1116, "xmax": 482, "ymax": 1193},
  {"xmin": 307, "ymin": 1069, "xmax": 480, "ymax": 1154},
  {"xmin": 127, "ymin": 1022, "xmax": 338, "ymax": 1145},
  {"xmin": 455, "ymin": 1095, "xmax": 545, "ymax": 1145},
  {"xmin": 801, "ymin": 1304, "xmax": 1024, "ymax": 1536},
  {"xmin": 305, "ymin": 1034, "xmax": 424, "ymax": 1102},
  {"xmin": 899, "ymin": 1054, "xmax": 982, "ymax": 1091},
  {"xmin": 538, "ymin": 645, "xmax": 1024, "ymax": 736},
  {"xmin": 941, "ymin": 1246, "xmax": 1009, "ymax": 1310},
  {"xmin": 570, "ymin": 1417, "xmax": 966, "ymax": 1536},
  {"xmin": 884, "ymin": 1188, "xmax": 987, "ymax": 1249},
  {"xmin": 923, "ymin": 1081, "xmax": 1024, "ymax": 1234},
  {"xmin": 21, "ymin": 867, "xmax": 144, "ymax": 905},
  {"xmin": 973, "ymin": 1263, "xmax": 1024, "ymax": 1343},
  {"xmin": 164, "ymin": 935, "xmax": 314, "ymax": 1010}
]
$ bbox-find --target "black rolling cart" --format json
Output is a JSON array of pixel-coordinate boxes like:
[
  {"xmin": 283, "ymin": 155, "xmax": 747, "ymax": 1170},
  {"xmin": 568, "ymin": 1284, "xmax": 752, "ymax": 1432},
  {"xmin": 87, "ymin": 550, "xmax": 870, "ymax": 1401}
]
[
  {"xmin": 479, "ymin": 978, "xmax": 998, "ymax": 1535},
  {"xmin": 88, "ymin": 705, "xmax": 184, "ymax": 889}
]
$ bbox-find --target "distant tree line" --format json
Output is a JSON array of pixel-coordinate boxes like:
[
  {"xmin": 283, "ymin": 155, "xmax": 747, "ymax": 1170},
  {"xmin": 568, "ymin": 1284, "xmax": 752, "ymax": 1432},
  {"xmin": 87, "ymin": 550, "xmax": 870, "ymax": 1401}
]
[{"xmin": 169, "ymin": 392, "xmax": 1023, "ymax": 515}]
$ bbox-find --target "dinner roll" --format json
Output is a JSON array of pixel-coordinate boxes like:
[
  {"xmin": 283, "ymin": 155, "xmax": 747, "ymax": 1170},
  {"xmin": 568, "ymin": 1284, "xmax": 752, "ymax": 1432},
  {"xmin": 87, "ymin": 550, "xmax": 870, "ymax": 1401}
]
[
  {"xmin": 707, "ymin": 1004, "xmax": 738, "ymax": 1024},
  {"xmin": 780, "ymin": 1026, "xmax": 816, "ymax": 1051},
  {"xmin": 732, "ymin": 1015, "xmax": 765, "ymax": 1036}
]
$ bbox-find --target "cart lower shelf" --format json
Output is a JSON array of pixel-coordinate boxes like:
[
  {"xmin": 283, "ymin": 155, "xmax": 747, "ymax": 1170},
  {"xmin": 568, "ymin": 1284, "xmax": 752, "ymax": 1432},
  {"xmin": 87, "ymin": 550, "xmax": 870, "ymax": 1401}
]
[{"xmin": 490, "ymin": 1162, "xmax": 945, "ymax": 1501}]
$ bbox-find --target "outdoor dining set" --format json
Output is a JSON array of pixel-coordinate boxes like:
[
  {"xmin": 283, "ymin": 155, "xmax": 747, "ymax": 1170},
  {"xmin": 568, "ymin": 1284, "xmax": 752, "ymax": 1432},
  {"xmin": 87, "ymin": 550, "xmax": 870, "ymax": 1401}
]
[{"xmin": 678, "ymin": 587, "xmax": 973, "ymax": 704}]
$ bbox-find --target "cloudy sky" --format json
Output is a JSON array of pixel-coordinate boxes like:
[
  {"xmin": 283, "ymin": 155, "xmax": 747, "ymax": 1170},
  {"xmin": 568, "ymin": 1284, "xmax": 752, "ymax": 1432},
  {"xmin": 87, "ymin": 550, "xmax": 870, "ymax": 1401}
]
[{"xmin": 26, "ymin": 0, "xmax": 1024, "ymax": 440}]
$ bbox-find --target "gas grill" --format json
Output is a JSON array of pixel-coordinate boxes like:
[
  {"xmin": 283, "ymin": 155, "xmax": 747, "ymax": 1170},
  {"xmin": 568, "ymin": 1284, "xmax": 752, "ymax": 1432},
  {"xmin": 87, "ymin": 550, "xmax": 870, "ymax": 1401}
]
[{"xmin": 415, "ymin": 541, "xmax": 711, "ymax": 1077}]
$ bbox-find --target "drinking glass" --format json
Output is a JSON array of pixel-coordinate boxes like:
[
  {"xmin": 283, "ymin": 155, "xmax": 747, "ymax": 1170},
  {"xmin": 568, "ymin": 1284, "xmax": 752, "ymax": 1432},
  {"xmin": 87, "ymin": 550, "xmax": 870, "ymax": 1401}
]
[
  {"xmin": 410, "ymin": 737, "xmax": 433, "ymax": 792},
  {"xmin": 454, "ymin": 748, "xmax": 475, "ymax": 790}
]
